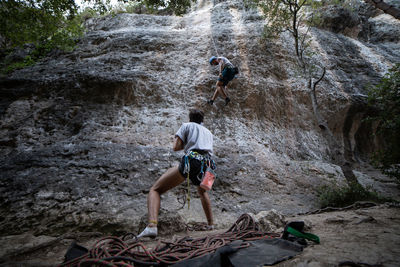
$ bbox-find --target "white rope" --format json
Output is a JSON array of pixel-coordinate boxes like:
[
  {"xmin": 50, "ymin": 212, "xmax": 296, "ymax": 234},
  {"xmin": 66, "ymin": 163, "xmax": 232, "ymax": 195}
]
[{"xmin": 210, "ymin": 34, "xmax": 220, "ymax": 57}]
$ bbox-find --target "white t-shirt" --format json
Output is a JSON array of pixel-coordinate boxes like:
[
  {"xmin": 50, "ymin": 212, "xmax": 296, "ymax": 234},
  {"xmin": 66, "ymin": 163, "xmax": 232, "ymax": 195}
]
[
  {"xmin": 175, "ymin": 122, "xmax": 213, "ymax": 154},
  {"xmin": 217, "ymin": 57, "xmax": 234, "ymax": 69}
]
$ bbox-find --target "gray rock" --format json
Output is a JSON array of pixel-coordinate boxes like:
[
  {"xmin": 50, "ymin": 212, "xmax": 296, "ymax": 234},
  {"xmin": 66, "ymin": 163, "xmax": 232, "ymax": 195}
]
[
  {"xmin": 0, "ymin": 0, "xmax": 398, "ymax": 244},
  {"xmin": 317, "ymin": 5, "xmax": 360, "ymax": 34},
  {"xmin": 252, "ymin": 209, "xmax": 287, "ymax": 232}
]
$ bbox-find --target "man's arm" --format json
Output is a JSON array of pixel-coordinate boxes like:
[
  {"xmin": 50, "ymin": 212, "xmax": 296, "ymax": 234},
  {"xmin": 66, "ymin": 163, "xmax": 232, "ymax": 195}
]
[{"xmin": 173, "ymin": 136, "xmax": 184, "ymax": 151}]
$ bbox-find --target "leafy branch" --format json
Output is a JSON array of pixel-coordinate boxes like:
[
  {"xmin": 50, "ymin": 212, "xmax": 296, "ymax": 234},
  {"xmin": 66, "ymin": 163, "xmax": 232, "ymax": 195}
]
[
  {"xmin": 252, "ymin": 0, "xmax": 327, "ymax": 127},
  {"xmin": 366, "ymin": 64, "xmax": 400, "ymax": 182}
]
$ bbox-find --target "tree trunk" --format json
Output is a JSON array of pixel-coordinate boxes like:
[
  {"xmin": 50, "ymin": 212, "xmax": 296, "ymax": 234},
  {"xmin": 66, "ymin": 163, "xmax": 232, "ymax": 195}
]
[{"xmin": 364, "ymin": 0, "xmax": 400, "ymax": 20}]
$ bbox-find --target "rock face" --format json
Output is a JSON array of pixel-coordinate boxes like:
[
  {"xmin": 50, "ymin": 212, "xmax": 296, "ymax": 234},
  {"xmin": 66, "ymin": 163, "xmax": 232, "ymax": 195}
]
[{"xmin": 0, "ymin": 0, "xmax": 399, "ymax": 240}]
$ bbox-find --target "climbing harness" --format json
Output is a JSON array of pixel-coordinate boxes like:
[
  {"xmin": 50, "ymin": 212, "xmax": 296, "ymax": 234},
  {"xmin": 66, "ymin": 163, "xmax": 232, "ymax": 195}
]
[{"xmin": 183, "ymin": 150, "xmax": 216, "ymax": 209}]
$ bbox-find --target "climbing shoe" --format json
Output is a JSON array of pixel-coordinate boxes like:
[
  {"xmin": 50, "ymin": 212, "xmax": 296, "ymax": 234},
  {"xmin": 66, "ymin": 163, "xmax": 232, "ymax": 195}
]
[
  {"xmin": 225, "ymin": 97, "xmax": 231, "ymax": 106},
  {"xmin": 205, "ymin": 224, "xmax": 214, "ymax": 231},
  {"xmin": 137, "ymin": 226, "xmax": 158, "ymax": 238},
  {"xmin": 207, "ymin": 99, "xmax": 214, "ymax": 105}
]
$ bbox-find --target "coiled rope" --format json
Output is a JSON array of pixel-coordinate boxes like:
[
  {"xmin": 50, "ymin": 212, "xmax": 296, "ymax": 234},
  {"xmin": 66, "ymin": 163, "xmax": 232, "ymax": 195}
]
[{"xmin": 59, "ymin": 214, "xmax": 281, "ymax": 267}]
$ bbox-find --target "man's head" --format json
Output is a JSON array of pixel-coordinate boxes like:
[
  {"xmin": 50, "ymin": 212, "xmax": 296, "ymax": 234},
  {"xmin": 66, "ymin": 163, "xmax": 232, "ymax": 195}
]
[
  {"xmin": 209, "ymin": 56, "xmax": 218, "ymax": 65},
  {"xmin": 189, "ymin": 109, "xmax": 204, "ymax": 124}
]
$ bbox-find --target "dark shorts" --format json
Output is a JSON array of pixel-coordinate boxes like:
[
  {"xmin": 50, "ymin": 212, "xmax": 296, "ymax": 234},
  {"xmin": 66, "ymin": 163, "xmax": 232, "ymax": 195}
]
[
  {"xmin": 218, "ymin": 67, "xmax": 236, "ymax": 86},
  {"xmin": 179, "ymin": 156, "xmax": 204, "ymax": 186}
]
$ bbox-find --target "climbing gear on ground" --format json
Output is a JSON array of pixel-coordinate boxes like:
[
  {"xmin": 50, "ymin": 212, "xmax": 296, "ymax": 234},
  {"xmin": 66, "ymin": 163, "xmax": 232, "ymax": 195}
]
[
  {"xmin": 299, "ymin": 201, "xmax": 377, "ymax": 216},
  {"xmin": 282, "ymin": 221, "xmax": 320, "ymax": 244},
  {"xmin": 60, "ymin": 214, "xmax": 283, "ymax": 267},
  {"xmin": 225, "ymin": 97, "xmax": 231, "ymax": 106},
  {"xmin": 137, "ymin": 226, "xmax": 158, "ymax": 238},
  {"xmin": 63, "ymin": 241, "xmax": 88, "ymax": 263},
  {"xmin": 209, "ymin": 56, "xmax": 217, "ymax": 65},
  {"xmin": 207, "ymin": 99, "xmax": 214, "ymax": 105},
  {"xmin": 186, "ymin": 222, "xmax": 214, "ymax": 231},
  {"xmin": 286, "ymin": 226, "xmax": 320, "ymax": 244}
]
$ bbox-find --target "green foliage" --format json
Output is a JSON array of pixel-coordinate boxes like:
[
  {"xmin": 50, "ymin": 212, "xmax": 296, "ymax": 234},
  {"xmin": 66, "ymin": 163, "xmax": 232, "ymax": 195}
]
[
  {"xmin": 0, "ymin": 0, "xmax": 85, "ymax": 73},
  {"xmin": 82, "ymin": 0, "xmax": 112, "ymax": 14},
  {"xmin": 129, "ymin": 0, "xmax": 192, "ymax": 16},
  {"xmin": 249, "ymin": 0, "xmax": 358, "ymax": 38},
  {"xmin": 123, "ymin": 1, "xmax": 146, "ymax": 13},
  {"xmin": 317, "ymin": 181, "xmax": 390, "ymax": 208},
  {"xmin": 247, "ymin": 0, "xmax": 294, "ymax": 39},
  {"xmin": 87, "ymin": 0, "xmax": 193, "ymax": 16},
  {"xmin": 1, "ymin": 0, "xmax": 192, "ymax": 73},
  {"xmin": 0, "ymin": 0, "xmax": 83, "ymax": 49},
  {"xmin": 4, "ymin": 55, "xmax": 35, "ymax": 73},
  {"xmin": 79, "ymin": 6, "xmax": 99, "ymax": 20},
  {"xmin": 366, "ymin": 64, "xmax": 400, "ymax": 182},
  {"xmin": 248, "ymin": 0, "xmax": 325, "ymax": 80}
]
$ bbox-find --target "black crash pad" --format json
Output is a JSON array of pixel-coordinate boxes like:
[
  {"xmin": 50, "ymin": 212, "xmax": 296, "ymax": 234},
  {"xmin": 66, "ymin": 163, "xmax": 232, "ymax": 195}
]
[{"xmin": 172, "ymin": 238, "xmax": 303, "ymax": 267}]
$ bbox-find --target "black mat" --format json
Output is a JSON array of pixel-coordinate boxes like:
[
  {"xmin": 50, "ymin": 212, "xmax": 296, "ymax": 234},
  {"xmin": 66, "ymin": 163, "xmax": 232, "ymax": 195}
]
[{"xmin": 172, "ymin": 238, "xmax": 303, "ymax": 267}]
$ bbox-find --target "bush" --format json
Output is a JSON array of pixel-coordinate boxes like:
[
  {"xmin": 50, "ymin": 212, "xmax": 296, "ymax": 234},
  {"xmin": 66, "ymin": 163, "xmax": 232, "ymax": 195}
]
[
  {"xmin": 4, "ymin": 55, "xmax": 35, "ymax": 73},
  {"xmin": 109, "ymin": 0, "xmax": 192, "ymax": 16},
  {"xmin": 317, "ymin": 181, "xmax": 389, "ymax": 208},
  {"xmin": 1, "ymin": 0, "xmax": 193, "ymax": 73},
  {"xmin": 0, "ymin": 0, "xmax": 85, "ymax": 73},
  {"xmin": 366, "ymin": 64, "xmax": 400, "ymax": 183}
]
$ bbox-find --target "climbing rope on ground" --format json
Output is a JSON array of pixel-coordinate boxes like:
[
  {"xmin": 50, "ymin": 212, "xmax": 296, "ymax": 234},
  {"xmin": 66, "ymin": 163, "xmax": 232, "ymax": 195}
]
[
  {"xmin": 299, "ymin": 201, "xmax": 378, "ymax": 216},
  {"xmin": 185, "ymin": 221, "xmax": 214, "ymax": 232},
  {"xmin": 59, "ymin": 214, "xmax": 281, "ymax": 267}
]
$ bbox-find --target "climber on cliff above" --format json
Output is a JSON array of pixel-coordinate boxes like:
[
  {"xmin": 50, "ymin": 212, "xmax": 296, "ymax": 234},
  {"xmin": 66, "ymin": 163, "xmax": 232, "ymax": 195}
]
[
  {"xmin": 137, "ymin": 109, "xmax": 216, "ymax": 238},
  {"xmin": 207, "ymin": 56, "xmax": 238, "ymax": 106}
]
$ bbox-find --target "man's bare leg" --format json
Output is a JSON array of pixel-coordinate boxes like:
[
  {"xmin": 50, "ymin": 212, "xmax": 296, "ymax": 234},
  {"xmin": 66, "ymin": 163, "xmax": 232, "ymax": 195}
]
[
  {"xmin": 148, "ymin": 166, "xmax": 184, "ymax": 224},
  {"xmin": 210, "ymin": 81, "xmax": 229, "ymax": 103},
  {"xmin": 138, "ymin": 166, "xmax": 184, "ymax": 237},
  {"xmin": 197, "ymin": 186, "xmax": 213, "ymax": 226}
]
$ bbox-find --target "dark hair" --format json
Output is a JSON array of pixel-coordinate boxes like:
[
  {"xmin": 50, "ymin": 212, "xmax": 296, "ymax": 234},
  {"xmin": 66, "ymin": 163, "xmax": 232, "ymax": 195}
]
[{"xmin": 189, "ymin": 109, "xmax": 204, "ymax": 124}]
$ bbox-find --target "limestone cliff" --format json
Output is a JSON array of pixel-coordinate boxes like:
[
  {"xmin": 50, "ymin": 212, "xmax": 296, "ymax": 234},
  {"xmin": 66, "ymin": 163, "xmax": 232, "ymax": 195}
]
[{"xmin": 1, "ymin": 0, "xmax": 399, "ymax": 239}]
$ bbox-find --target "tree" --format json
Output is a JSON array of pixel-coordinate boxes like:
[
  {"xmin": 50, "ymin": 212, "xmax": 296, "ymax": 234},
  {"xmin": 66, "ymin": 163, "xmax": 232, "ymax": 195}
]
[
  {"xmin": 0, "ymin": 0, "xmax": 85, "ymax": 73},
  {"xmin": 0, "ymin": 0, "xmax": 82, "ymax": 50},
  {"xmin": 83, "ymin": 0, "xmax": 193, "ymax": 16},
  {"xmin": 138, "ymin": 0, "xmax": 192, "ymax": 15},
  {"xmin": 367, "ymin": 64, "xmax": 400, "ymax": 182},
  {"xmin": 0, "ymin": 0, "xmax": 193, "ymax": 73},
  {"xmin": 364, "ymin": 0, "xmax": 400, "ymax": 20},
  {"xmin": 249, "ymin": 0, "xmax": 375, "ymax": 186},
  {"xmin": 251, "ymin": 0, "xmax": 328, "ymax": 132}
]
